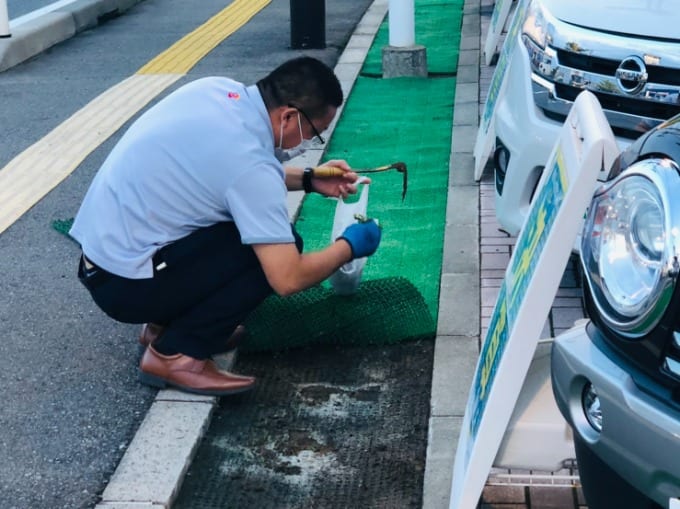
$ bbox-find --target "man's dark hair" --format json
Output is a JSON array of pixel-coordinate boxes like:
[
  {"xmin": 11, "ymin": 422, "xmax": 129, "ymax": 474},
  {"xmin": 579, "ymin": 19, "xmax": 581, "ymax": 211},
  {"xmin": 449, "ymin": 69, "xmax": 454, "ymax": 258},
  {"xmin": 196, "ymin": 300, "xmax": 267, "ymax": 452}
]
[{"xmin": 257, "ymin": 56, "xmax": 343, "ymax": 118}]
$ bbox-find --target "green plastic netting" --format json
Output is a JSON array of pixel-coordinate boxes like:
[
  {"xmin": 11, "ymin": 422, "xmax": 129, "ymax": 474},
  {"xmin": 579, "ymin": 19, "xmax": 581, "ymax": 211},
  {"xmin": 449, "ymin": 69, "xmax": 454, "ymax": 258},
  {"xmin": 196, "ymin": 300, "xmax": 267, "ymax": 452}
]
[
  {"xmin": 241, "ymin": 276, "xmax": 435, "ymax": 352},
  {"xmin": 245, "ymin": 76, "xmax": 455, "ymax": 352}
]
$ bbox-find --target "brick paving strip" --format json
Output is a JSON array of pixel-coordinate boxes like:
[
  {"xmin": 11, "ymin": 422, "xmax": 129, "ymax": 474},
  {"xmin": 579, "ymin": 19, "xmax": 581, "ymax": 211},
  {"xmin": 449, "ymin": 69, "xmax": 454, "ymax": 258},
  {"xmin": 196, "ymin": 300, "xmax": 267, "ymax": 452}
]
[
  {"xmin": 477, "ymin": 1, "xmax": 588, "ymax": 508},
  {"xmin": 424, "ymin": 0, "xmax": 590, "ymax": 507}
]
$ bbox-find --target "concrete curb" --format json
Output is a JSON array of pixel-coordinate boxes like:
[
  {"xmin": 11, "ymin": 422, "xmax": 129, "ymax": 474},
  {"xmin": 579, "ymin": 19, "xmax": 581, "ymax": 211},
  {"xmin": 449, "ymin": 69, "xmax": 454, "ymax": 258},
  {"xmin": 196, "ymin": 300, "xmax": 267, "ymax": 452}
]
[
  {"xmin": 95, "ymin": 354, "xmax": 230, "ymax": 509},
  {"xmin": 423, "ymin": 0, "xmax": 481, "ymax": 507},
  {"xmin": 0, "ymin": 0, "xmax": 143, "ymax": 72},
  {"xmin": 96, "ymin": 393, "xmax": 216, "ymax": 509}
]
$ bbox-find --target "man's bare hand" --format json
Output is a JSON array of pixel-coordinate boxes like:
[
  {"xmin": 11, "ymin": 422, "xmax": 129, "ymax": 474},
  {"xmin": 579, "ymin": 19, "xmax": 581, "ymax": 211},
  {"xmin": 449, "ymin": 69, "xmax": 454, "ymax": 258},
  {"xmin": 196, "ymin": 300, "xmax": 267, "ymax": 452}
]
[{"xmin": 313, "ymin": 159, "xmax": 371, "ymax": 199}]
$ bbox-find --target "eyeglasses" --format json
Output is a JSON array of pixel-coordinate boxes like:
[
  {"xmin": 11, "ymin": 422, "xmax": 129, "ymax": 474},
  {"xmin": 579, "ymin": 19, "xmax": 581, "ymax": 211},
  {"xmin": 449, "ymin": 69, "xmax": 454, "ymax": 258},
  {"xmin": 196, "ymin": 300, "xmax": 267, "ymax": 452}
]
[{"xmin": 288, "ymin": 103, "xmax": 325, "ymax": 145}]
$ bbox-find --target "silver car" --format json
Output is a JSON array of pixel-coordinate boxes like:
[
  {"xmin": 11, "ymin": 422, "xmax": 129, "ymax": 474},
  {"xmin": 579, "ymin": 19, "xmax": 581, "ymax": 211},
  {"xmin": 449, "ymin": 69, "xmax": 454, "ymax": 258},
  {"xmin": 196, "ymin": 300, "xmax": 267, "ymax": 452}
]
[{"xmin": 552, "ymin": 116, "xmax": 680, "ymax": 509}]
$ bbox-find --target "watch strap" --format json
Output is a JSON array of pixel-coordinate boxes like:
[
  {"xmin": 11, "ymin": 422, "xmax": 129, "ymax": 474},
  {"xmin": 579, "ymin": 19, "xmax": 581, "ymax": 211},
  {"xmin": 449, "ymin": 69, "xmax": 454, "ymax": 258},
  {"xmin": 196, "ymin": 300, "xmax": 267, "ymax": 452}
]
[{"xmin": 302, "ymin": 167, "xmax": 314, "ymax": 193}]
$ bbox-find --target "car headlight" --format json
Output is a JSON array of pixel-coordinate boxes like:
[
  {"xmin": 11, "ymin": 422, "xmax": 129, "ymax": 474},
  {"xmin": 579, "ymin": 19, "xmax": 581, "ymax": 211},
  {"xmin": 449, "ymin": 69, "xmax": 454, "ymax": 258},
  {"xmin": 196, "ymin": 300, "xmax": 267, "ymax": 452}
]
[
  {"xmin": 523, "ymin": 0, "xmax": 550, "ymax": 48},
  {"xmin": 521, "ymin": 0, "xmax": 557, "ymax": 79},
  {"xmin": 581, "ymin": 158, "xmax": 680, "ymax": 337}
]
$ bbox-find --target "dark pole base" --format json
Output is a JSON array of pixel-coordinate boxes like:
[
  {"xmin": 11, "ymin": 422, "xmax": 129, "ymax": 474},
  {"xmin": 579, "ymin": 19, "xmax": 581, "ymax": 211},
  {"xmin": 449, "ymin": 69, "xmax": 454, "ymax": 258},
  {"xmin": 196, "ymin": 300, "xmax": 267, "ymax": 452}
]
[{"xmin": 290, "ymin": 0, "xmax": 326, "ymax": 49}]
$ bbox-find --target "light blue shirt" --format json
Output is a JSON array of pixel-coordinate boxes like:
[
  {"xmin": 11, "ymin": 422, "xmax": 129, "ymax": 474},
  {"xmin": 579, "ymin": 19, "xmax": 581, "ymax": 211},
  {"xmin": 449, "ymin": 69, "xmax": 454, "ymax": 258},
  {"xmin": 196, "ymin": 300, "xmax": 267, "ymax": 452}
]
[{"xmin": 70, "ymin": 77, "xmax": 295, "ymax": 279}]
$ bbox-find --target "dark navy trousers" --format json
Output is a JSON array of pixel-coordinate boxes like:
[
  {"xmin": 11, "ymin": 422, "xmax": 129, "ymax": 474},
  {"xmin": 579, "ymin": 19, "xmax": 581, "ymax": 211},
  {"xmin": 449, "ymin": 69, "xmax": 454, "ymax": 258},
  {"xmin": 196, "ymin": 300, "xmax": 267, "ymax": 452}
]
[{"xmin": 78, "ymin": 222, "xmax": 302, "ymax": 358}]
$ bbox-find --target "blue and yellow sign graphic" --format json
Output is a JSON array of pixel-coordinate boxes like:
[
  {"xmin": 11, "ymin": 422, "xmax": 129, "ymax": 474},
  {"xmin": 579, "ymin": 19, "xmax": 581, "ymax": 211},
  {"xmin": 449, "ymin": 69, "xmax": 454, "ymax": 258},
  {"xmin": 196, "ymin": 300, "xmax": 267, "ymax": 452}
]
[
  {"xmin": 469, "ymin": 282, "xmax": 509, "ymax": 443},
  {"xmin": 507, "ymin": 149, "xmax": 568, "ymax": 325},
  {"xmin": 466, "ymin": 148, "xmax": 568, "ymax": 454}
]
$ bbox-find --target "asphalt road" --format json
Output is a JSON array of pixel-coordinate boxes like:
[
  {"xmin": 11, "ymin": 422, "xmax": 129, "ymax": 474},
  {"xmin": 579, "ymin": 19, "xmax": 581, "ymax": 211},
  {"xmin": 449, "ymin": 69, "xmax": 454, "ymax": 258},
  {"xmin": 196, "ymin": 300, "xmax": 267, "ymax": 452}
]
[{"xmin": 0, "ymin": 0, "xmax": 373, "ymax": 506}]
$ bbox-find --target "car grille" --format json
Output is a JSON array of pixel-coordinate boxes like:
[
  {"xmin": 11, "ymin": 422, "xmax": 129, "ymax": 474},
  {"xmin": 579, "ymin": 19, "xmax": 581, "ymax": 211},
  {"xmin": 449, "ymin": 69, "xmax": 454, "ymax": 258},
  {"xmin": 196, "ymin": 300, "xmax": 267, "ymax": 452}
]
[
  {"xmin": 555, "ymin": 84, "xmax": 680, "ymax": 125},
  {"xmin": 527, "ymin": 16, "xmax": 680, "ymax": 140},
  {"xmin": 556, "ymin": 50, "xmax": 680, "ymax": 85}
]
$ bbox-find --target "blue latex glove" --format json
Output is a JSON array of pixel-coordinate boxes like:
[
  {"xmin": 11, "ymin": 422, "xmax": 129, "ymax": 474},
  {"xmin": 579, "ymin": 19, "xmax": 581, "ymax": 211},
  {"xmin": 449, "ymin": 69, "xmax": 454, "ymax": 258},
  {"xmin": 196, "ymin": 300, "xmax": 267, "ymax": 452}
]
[{"xmin": 339, "ymin": 219, "xmax": 381, "ymax": 259}]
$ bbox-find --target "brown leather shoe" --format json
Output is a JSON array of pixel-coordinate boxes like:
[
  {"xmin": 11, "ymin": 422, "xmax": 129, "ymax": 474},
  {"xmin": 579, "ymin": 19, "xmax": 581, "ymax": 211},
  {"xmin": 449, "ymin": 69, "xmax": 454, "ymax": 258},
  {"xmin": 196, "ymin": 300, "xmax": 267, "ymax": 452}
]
[
  {"xmin": 138, "ymin": 323, "xmax": 247, "ymax": 351},
  {"xmin": 139, "ymin": 346, "xmax": 255, "ymax": 396}
]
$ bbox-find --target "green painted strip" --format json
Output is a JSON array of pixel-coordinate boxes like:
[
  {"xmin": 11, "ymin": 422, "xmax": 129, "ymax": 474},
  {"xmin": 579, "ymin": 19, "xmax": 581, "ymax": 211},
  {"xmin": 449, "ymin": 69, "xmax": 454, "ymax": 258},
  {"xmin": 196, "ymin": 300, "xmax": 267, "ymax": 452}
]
[
  {"xmin": 297, "ymin": 75, "xmax": 456, "ymax": 323},
  {"xmin": 362, "ymin": 1, "xmax": 464, "ymax": 76}
]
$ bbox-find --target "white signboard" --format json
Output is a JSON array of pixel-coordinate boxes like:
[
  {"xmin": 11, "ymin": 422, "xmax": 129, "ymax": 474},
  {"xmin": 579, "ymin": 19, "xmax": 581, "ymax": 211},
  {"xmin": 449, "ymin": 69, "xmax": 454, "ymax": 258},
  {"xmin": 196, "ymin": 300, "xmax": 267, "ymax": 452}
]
[
  {"xmin": 473, "ymin": 0, "xmax": 529, "ymax": 181},
  {"xmin": 671, "ymin": 499, "xmax": 680, "ymax": 509},
  {"xmin": 449, "ymin": 91, "xmax": 619, "ymax": 509},
  {"xmin": 483, "ymin": 0, "xmax": 512, "ymax": 66},
  {"xmin": 0, "ymin": 0, "xmax": 9, "ymax": 37}
]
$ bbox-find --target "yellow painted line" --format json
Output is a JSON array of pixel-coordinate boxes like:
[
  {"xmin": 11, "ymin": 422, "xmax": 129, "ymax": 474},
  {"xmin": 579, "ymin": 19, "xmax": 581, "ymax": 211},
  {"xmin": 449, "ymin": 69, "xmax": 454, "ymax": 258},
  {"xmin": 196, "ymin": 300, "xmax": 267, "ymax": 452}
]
[
  {"xmin": 137, "ymin": 0, "xmax": 271, "ymax": 75},
  {"xmin": 0, "ymin": 74, "xmax": 182, "ymax": 234},
  {"xmin": 0, "ymin": 0, "xmax": 271, "ymax": 235}
]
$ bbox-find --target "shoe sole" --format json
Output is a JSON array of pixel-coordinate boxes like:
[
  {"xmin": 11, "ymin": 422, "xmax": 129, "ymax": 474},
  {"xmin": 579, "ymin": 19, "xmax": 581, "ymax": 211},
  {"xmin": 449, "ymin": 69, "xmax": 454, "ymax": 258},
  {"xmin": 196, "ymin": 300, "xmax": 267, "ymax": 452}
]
[{"xmin": 138, "ymin": 370, "xmax": 255, "ymax": 397}]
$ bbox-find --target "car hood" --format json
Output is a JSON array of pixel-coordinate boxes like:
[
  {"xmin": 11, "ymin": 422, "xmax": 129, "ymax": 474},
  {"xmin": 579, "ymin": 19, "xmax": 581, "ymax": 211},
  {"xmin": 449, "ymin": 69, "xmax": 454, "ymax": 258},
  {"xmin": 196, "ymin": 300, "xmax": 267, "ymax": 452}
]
[{"xmin": 541, "ymin": 0, "xmax": 679, "ymax": 40}]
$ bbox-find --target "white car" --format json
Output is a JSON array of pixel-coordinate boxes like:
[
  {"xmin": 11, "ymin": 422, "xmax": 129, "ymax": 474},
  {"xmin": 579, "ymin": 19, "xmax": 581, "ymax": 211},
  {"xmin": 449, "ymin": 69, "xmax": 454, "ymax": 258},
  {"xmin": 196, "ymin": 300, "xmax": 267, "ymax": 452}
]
[{"xmin": 493, "ymin": 0, "xmax": 680, "ymax": 235}]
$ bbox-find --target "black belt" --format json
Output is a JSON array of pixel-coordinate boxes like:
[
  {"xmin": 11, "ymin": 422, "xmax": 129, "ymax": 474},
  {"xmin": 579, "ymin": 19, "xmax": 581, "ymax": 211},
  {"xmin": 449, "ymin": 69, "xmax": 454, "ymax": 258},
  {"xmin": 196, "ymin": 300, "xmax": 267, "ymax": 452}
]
[{"xmin": 78, "ymin": 223, "xmax": 238, "ymax": 288}]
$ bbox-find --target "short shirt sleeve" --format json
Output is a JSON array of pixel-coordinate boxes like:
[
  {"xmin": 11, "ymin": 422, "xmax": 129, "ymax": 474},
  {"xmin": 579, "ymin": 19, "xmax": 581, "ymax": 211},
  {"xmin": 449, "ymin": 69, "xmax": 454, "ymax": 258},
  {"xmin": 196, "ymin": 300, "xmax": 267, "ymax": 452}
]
[{"xmin": 225, "ymin": 164, "xmax": 295, "ymax": 245}]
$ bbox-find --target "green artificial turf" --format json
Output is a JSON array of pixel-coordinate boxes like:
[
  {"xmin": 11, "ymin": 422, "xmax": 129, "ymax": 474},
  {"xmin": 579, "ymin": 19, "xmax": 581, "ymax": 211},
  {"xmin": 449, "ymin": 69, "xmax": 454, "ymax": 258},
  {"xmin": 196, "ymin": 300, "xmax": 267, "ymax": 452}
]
[{"xmin": 362, "ymin": 0, "xmax": 464, "ymax": 76}]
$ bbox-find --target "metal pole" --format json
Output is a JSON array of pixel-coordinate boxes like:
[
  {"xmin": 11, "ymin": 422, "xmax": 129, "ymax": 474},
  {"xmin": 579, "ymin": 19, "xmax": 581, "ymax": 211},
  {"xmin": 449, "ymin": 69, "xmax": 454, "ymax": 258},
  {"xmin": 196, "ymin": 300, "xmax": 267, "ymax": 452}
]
[
  {"xmin": 388, "ymin": 0, "xmax": 415, "ymax": 47},
  {"xmin": 0, "ymin": 0, "xmax": 10, "ymax": 38}
]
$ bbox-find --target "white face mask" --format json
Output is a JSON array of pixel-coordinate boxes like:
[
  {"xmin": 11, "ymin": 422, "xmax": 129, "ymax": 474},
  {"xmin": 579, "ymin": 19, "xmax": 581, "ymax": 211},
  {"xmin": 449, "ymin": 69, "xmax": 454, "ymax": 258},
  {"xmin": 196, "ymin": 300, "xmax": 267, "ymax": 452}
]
[
  {"xmin": 273, "ymin": 114, "xmax": 304, "ymax": 162},
  {"xmin": 274, "ymin": 113, "xmax": 317, "ymax": 162}
]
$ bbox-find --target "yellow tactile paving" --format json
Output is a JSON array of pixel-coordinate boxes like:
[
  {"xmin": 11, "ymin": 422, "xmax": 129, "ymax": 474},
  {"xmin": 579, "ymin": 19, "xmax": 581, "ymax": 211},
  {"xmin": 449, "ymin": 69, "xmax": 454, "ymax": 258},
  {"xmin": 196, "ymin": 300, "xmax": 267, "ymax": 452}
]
[
  {"xmin": 0, "ymin": 0, "xmax": 271, "ymax": 235},
  {"xmin": 138, "ymin": 0, "xmax": 270, "ymax": 75}
]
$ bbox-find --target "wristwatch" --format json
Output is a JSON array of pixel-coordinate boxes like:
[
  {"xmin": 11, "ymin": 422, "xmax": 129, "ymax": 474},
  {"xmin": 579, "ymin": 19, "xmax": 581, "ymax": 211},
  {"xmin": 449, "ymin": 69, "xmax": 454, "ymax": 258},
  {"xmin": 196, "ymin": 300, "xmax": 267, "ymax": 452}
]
[{"xmin": 302, "ymin": 167, "xmax": 314, "ymax": 193}]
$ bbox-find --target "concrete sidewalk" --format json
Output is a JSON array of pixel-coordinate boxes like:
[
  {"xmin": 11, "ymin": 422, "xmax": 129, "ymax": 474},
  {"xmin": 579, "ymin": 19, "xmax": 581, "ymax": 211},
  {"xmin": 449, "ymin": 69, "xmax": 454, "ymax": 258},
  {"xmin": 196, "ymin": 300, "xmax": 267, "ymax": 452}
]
[{"xmin": 0, "ymin": 0, "xmax": 143, "ymax": 71}]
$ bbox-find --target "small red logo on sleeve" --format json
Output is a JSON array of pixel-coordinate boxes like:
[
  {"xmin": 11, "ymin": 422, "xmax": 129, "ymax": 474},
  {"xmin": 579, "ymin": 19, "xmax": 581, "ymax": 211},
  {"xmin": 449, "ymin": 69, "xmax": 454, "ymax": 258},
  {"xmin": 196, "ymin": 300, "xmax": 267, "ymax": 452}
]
[{"xmin": 227, "ymin": 91, "xmax": 240, "ymax": 100}]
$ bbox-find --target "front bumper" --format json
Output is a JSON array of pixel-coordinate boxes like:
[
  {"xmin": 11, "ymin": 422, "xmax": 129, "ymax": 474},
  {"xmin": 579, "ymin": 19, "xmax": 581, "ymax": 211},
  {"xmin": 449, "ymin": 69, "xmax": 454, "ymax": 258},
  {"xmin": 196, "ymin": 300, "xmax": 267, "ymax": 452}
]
[
  {"xmin": 493, "ymin": 34, "xmax": 628, "ymax": 236},
  {"xmin": 551, "ymin": 322, "xmax": 680, "ymax": 507},
  {"xmin": 494, "ymin": 34, "xmax": 561, "ymax": 235}
]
